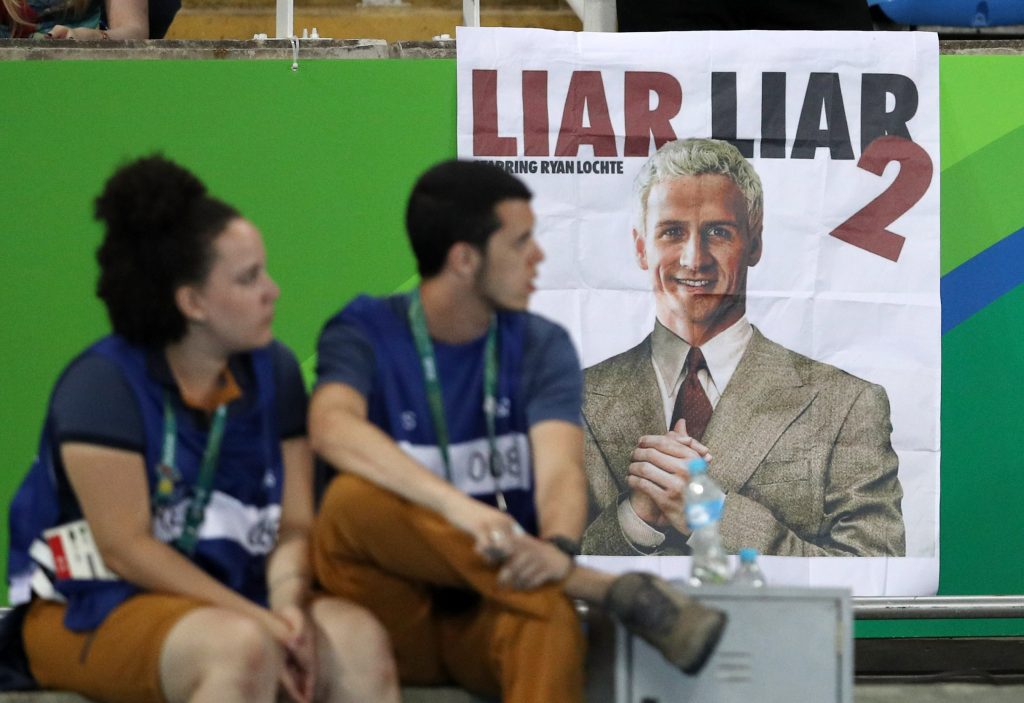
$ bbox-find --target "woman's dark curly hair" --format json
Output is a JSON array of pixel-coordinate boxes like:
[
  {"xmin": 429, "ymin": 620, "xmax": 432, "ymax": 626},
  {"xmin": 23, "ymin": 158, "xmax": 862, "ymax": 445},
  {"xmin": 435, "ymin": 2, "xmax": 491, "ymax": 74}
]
[{"xmin": 94, "ymin": 156, "xmax": 239, "ymax": 348}]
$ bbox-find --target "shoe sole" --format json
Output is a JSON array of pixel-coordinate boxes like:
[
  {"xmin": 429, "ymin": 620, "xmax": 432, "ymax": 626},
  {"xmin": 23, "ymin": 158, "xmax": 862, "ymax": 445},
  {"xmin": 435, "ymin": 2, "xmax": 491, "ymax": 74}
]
[{"xmin": 682, "ymin": 611, "xmax": 728, "ymax": 675}]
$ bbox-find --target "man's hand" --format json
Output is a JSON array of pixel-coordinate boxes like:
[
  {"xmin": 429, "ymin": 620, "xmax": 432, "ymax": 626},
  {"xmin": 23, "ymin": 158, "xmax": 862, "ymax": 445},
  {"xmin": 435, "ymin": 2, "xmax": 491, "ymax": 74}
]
[
  {"xmin": 497, "ymin": 535, "xmax": 573, "ymax": 590},
  {"xmin": 441, "ymin": 492, "xmax": 523, "ymax": 563},
  {"xmin": 628, "ymin": 489, "xmax": 668, "ymax": 526},
  {"xmin": 627, "ymin": 420, "xmax": 712, "ymax": 533}
]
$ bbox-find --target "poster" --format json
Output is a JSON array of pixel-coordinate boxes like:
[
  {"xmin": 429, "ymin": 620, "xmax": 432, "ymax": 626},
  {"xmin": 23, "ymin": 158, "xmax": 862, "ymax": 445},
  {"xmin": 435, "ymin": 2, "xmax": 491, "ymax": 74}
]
[{"xmin": 457, "ymin": 27, "xmax": 940, "ymax": 595}]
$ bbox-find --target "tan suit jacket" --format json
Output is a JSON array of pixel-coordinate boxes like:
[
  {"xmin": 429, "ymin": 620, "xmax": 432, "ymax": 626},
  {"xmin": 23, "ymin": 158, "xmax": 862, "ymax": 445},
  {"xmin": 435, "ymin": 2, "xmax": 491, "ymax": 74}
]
[{"xmin": 581, "ymin": 327, "xmax": 906, "ymax": 556}]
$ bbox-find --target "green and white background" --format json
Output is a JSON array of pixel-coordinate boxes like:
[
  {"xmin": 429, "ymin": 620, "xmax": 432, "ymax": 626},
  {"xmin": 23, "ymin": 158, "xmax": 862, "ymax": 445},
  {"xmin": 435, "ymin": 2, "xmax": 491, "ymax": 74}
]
[{"xmin": 1, "ymin": 51, "xmax": 1022, "ymax": 637}]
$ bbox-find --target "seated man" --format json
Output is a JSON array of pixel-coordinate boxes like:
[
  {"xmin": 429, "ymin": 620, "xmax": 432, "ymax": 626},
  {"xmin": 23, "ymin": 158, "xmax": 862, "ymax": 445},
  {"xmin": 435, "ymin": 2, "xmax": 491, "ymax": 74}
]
[{"xmin": 309, "ymin": 160, "xmax": 727, "ymax": 702}]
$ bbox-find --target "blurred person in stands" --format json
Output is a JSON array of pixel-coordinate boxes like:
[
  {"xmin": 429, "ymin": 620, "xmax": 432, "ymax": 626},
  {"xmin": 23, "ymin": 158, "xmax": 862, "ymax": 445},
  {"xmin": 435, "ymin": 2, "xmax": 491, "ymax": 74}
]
[
  {"xmin": 146, "ymin": 0, "xmax": 177, "ymax": 38},
  {"xmin": 0, "ymin": 0, "xmax": 147, "ymax": 39},
  {"xmin": 6, "ymin": 156, "xmax": 399, "ymax": 703},
  {"xmin": 619, "ymin": 0, "xmax": 874, "ymax": 31}
]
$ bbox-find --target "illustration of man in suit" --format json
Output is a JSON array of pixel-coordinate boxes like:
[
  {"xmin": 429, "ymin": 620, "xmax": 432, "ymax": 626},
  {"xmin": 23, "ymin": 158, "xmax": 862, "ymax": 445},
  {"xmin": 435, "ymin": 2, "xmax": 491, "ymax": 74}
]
[{"xmin": 581, "ymin": 137, "xmax": 906, "ymax": 557}]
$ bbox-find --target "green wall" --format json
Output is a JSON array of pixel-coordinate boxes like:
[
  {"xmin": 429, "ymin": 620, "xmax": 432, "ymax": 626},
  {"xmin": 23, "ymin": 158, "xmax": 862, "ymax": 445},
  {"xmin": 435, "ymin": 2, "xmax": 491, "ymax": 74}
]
[
  {"xmin": 2, "ymin": 55, "xmax": 1023, "ymax": 638},
  {"xmin": 0, "ymin": 57, "xmax": 450, "ymax": 600}
]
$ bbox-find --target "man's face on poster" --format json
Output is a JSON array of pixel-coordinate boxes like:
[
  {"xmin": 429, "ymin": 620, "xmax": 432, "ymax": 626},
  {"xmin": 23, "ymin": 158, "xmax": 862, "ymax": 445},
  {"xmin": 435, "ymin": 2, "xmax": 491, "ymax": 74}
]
[{"xmin": 634, "ymin": 173, "xmax": 763, "ymax": 346}]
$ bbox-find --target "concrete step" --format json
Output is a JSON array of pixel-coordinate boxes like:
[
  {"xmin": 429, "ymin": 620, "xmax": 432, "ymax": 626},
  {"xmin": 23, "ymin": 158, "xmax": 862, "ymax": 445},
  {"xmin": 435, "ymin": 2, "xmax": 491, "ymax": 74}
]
[{"xmin": 164, "ymin": 2, "xmax": 581, "ymax": 41}]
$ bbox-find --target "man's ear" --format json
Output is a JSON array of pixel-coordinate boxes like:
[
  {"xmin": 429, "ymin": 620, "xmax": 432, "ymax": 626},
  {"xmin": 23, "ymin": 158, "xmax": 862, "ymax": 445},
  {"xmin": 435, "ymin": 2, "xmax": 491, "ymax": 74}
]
[
  {"xmin": 746, "ymin": 224, "xmax": 763, "ymax": 267},
  {"xmin": 174, "ymin": 284, "xmax": 206, "ymax": 324},
  {"xmin": 446, "ymin": 241, "xmax": 483, "ymax": 279},
  {"xmin": 632, "ymin": 228, "xmax": 649, "ymax": 270}
]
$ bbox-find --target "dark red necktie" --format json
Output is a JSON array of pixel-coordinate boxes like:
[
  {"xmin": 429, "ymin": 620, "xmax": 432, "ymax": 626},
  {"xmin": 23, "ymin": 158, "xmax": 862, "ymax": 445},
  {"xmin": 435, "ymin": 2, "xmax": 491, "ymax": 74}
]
[{"xmin": 669, "ymin": 346, "xmax": 713, "ymax": 441}]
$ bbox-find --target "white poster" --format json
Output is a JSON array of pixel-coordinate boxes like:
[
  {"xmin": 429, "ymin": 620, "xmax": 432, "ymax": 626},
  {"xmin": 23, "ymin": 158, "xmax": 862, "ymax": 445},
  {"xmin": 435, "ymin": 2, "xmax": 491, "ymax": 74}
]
[{"xmin": 457, "ymin": 27, "xmax": 940, "ymax": 596}]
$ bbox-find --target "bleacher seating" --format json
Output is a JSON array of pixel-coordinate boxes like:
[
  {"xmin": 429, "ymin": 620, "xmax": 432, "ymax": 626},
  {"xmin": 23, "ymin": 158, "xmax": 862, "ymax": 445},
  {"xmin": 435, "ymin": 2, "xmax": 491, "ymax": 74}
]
[
  {"xmin": 164, "ymin": 0, "xmax": 581, "ymax": 41},
  {"xmin": 870, "ymin": 0, "xmax": 1024, "ymax": 27}
]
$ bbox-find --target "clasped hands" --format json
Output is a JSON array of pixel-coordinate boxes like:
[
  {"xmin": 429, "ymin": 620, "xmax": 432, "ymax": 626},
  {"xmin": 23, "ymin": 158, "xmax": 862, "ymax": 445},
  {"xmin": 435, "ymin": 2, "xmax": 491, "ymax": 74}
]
[
  {"xmin": 443, "ymin": 495, "xmax": 573, "ymax": 590},
  {"xmin": 627, "ymin": 418, "xmax": 712, "ymax": 535},
  {"xmin": 264, "ymin": 604, "xmax": 317, "ymax": 703}
]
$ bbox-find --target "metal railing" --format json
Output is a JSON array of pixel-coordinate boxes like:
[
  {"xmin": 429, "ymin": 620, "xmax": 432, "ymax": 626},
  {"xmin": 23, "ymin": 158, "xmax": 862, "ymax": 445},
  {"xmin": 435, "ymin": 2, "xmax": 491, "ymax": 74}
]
[
  {"xmin": 458, "ymin": 0, "xmax": 616, "ymax": 32},
  {"xmin": 271, "ymin": 0, "xmax": 618, "ymax": 38},
  {"xmin": 854, "ymin": 595, "xmax": 1024, "ymax": 620}
]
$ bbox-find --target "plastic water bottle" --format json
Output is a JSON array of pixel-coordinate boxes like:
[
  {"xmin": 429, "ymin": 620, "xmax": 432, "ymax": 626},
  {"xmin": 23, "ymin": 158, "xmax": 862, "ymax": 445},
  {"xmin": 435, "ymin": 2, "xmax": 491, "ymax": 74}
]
[
  {"xmin": 686, "ymin": 458, "xmax": 730, "ymax": 586},
  {"xmin": 731, "ymin": 547, "xmax": 766, "ymax": 587}
]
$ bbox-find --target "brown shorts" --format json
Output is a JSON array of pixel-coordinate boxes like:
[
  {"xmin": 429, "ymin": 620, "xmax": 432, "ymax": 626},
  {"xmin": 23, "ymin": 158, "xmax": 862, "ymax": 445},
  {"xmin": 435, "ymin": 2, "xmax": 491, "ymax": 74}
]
[{"xmin": 22, "ymin": 593, "xmax": 203, "ymax": 703}]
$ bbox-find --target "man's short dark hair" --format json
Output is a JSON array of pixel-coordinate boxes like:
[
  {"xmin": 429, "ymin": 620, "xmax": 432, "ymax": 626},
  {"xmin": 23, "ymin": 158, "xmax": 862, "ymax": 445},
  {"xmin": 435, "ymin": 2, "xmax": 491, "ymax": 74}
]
[{"xmin": 406, "ymin": 160, "xmax": 532, "ymax": 278}]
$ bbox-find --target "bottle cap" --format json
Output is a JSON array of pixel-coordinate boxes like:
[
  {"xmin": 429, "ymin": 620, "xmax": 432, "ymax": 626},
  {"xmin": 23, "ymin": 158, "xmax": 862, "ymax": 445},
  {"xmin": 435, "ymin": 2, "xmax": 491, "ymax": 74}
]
[
  {"xmin": 688, "ymin": 457, "xmax": 708, "ymax": 474},
  {"xmin": 739, "ymin": 547, "xmax": 758, "ymax": 562}
]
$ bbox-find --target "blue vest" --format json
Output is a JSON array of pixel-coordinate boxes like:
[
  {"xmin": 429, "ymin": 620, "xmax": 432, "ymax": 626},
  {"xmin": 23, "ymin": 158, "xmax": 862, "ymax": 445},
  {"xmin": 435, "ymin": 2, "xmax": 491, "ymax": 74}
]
[
  {"xmin": 7, "ymin": 336, "xmax": 283, "ymax": 631},
  {"xmin": 339, "ymin": 295, "xmax": 538, "ymax": 535}
]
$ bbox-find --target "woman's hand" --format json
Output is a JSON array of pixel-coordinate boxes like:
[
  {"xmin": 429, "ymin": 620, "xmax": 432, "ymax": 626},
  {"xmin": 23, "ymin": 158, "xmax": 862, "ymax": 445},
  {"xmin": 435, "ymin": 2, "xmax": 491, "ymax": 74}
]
[{"xmin": 276, "ymin": 605, "xmax": 317, "ymax": 703}]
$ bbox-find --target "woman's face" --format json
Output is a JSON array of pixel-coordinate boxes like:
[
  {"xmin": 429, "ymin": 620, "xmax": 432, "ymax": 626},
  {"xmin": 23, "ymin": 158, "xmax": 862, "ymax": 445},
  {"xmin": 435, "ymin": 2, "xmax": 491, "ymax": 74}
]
[{"xmin": 187, "ymin": 218, "xmax": 280, "ymax": 353}]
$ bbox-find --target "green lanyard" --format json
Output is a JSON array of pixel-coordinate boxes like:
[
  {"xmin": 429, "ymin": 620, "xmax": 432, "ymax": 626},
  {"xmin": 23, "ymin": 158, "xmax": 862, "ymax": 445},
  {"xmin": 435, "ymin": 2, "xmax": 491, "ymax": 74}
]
[
  {"xmin": 407, "ymin": 291, "xmax": 508, "ymax": 513},
  {"xmin": 156, "ymin": 392, "xmax": 229, "ymax": 556}
]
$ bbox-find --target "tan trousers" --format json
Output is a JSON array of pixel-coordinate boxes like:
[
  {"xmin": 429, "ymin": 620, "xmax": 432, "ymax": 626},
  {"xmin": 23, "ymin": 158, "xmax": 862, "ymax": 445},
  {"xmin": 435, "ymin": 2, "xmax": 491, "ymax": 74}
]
[
  {"xmin": 311, "ymin": 474, "xmax": 585, "ymax": 703},
  {"xmin": 23, "ymin": 594, "xmax": 202, "ymax": 703}
]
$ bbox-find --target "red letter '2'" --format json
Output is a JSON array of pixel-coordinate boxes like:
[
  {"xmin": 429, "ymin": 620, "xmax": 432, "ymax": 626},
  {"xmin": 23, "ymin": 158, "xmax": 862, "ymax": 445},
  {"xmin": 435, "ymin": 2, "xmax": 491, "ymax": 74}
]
[{"xmin": 830, "ymin": 135, "xmax": 932, "ymax": 262}]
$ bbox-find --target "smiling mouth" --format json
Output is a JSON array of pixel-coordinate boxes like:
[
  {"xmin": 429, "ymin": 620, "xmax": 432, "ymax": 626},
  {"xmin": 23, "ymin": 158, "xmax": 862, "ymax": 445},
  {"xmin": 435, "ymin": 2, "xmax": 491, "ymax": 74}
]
[{"xmin": 674, "ymin": 277, "xmax": 713, "ymax": 289}]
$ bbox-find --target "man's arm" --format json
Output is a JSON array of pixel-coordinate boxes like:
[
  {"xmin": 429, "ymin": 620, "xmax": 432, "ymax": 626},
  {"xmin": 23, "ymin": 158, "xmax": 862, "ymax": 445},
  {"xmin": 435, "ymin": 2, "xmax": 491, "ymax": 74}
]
[
  {"xmin": 493, "ymin": 419, "xmax": 581, "ymax": 589},
  {"xmin": 588, "ymin": 384, "xmax": 905, "ymax": 557},
  {"xmin": 718, "ymin": 383, "xmax": 906, "ymax": 557},
  {"xmin": 491, "ymin": 317, "xmax": 586, "ymax": 586},
  {"xmin": 581, "ymin": 419, "xmax": 646, "ymax": 555},
  {"xmin": 531, "ymin": 419, "xmax": 587, "ymax": 541},
  {"xmin": 308, "ymin": 382, "xmax": 523, "ymax": 554}
]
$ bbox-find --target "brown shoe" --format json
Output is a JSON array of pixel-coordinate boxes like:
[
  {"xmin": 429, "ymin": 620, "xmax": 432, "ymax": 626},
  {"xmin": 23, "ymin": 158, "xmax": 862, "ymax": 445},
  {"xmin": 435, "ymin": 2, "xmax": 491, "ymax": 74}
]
[{"xmin": 605, "ymin": 572, "xmax": 726, "ymax": 675}]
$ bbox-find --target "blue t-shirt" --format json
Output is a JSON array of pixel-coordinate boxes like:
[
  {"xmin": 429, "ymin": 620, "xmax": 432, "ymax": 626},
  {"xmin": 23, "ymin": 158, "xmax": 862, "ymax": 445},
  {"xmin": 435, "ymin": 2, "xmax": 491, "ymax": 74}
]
[
  {"xmin": 7, "ymin": 338, "xmax": 304, "ymax": 629},
  {"xmin": 50, "ymin": 340, "xmax": 306, "ymax": 454},
  {"xmin": 316, "ymin": 294, "xmax": 582, "ymax": 532},
  {"xmin": 317, "ymin": 295, "xmax": 581, "ymax": 427}
]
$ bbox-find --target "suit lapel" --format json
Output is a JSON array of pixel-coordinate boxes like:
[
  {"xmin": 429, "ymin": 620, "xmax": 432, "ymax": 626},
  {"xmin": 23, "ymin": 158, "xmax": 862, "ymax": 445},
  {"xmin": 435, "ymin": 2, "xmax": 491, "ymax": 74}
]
[
  {"xmin": 584, "ymin": 336, "xmax": 666, "ymax": 484},
  {"xmin": 703, "ymin": 328, "xmax": 817, "ymax": 493}
]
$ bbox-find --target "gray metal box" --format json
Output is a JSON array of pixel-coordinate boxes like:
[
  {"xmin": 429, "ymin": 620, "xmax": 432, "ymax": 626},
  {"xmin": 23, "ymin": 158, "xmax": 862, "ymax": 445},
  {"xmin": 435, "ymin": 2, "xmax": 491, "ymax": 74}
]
[{"xmin": 613, "ymin": 585, "xmax": 852, "ymax": 703}]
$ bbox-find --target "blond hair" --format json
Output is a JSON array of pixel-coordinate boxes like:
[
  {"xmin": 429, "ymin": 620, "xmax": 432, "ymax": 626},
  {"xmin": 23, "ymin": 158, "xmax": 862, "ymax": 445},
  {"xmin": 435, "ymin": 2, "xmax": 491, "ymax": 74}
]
[
  {"xmin": 2, "ymin": 0, "xmax": 28, "ymax": 27},
  {"xmin": 633, "ymin": 138, "xmax": 764, "ymax": 236}
]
